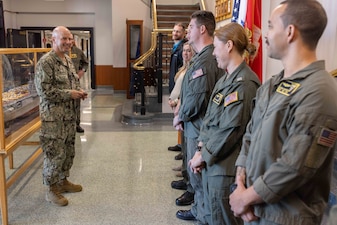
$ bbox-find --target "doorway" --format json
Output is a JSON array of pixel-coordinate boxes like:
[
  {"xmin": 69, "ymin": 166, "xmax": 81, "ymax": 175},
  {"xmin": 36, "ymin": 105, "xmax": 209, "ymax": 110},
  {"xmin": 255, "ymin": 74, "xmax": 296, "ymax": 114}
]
[{"xmin": 20, "ymin": 26, "xmax": 95, "ymax": 90}]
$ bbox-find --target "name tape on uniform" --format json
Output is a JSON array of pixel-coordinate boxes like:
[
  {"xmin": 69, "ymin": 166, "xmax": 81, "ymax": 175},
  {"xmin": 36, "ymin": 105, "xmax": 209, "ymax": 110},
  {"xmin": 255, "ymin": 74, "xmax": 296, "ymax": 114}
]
[{"xmin": 276, "ymin": 81, "xmax": 300, "ymax": 96}]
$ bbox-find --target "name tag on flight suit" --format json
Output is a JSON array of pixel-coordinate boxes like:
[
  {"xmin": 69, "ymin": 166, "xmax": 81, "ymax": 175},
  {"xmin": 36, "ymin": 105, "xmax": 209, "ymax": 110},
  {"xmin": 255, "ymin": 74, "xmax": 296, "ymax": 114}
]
[
  {"xmin": 212, "ymin": 93, "xmax": 223, "ymax": 105},
  {"xmin": 276, "ymin": 81, "xmax": 300, "ymax": 96}
]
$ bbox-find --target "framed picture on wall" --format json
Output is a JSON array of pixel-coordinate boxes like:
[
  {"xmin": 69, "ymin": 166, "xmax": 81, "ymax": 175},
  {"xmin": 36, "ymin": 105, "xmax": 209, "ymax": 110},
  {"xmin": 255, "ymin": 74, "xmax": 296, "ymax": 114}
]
[{"xmin": 215, "ymin": 0, "xmax": 233, "ymax": 22}]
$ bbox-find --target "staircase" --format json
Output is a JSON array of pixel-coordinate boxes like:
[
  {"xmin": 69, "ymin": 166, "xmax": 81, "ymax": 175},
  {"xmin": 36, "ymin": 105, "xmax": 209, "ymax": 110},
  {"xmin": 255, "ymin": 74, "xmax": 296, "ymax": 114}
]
[
  {"xmin": 156, "ymin": 4, "xmax": 200, "ymax": 29},
  {"xmin": 156, "ymin": 4, "xmax": 200, "ymax": 86},
  {"xmin": 122, "ymin": 3, "xmax": 200, "ymax": 124}
]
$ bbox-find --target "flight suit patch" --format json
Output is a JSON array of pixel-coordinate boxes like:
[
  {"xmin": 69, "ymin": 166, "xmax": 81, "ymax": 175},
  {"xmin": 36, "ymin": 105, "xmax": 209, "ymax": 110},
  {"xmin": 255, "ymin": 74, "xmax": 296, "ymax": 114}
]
[
  {"xmin": 212, "ymin": 93, "xmax": 223, "ymax": 105},
  {"xmin": 317, "ymin": 127, "xmax": 337, "ymax": 148},
  {"xmin": 192, "ymin": 68, "xmax": 204, "ymax": 79},
  {"xmin": 276, "ymin": 81, "xmax": 300, "ymax": 96},
  {"xmin": 224, "ymin": 91, "xmax": 238, "ymax": 107}
]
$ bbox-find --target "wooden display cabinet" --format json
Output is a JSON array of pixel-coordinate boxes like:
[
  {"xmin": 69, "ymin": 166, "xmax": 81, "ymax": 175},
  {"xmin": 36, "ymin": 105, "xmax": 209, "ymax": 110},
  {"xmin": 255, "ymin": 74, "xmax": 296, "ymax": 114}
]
[{"xmin": 0, "ymin": 48, "xmax": 49, "ymax": 225}]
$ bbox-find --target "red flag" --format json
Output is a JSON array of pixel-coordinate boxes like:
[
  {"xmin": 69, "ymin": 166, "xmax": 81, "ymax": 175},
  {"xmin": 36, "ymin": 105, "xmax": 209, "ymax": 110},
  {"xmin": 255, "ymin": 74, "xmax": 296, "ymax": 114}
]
[{"xmin": 245, "ymin": 0, "xmax": 262, "ymax": 82}]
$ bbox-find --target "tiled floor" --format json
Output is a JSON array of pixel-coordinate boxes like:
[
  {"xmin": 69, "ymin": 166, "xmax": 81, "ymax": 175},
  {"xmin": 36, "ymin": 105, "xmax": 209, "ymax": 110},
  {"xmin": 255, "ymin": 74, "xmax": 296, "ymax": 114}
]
[
  {"xmin": 2, "ymin": 88, "xmax": 196, "ymax": 225},
  {"xmin": 3, "ymin": 88, "xmax": 333, "ymax": 225}
]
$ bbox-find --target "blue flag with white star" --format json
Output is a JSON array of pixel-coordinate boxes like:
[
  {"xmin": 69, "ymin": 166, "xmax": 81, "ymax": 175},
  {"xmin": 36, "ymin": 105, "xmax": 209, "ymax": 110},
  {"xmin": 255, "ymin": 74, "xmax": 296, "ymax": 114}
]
[{"xmin": 232, "ymin": 0, "xmax": 241, "ymax": 23}]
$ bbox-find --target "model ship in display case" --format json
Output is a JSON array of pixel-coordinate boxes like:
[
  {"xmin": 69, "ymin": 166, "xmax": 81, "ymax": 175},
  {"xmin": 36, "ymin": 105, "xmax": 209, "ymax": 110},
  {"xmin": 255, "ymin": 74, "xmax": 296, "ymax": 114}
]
[
  {"xmin": 1, "ymin": 52, "xmax": 41, "ymax": 136},
  {"xmin": 3, "ymin": 82, "xmax": 39, "ymax": 121}
]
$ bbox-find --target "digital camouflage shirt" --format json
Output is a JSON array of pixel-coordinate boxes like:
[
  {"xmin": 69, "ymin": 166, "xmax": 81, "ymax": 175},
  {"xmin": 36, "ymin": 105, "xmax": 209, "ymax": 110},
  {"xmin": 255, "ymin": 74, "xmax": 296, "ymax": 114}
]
[{"xmin": 35, "ymin": 50, "xmax": 80, "ymax": 122}]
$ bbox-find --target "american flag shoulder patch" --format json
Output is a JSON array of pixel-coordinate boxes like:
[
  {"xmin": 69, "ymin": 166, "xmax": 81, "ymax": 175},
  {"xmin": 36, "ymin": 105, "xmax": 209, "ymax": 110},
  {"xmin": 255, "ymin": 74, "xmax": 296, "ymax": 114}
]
[
  {"xmin": 317, "ymin": 127, "xmax": 337, "ymax": 148},
  {"xmin": 192, "ymin": 68, "xmax": 204, "ymax": 79},
  {"xmin": 224, "ymin": 91, "xmax": 239, "ymax": 107}
]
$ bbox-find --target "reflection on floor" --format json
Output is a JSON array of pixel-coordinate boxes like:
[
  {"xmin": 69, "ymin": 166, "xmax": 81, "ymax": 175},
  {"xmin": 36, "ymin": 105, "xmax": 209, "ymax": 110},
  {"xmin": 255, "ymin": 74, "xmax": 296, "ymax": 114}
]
[{"xmin": 2, "ymin": 88, "xmax": 195, "ymax": 225}]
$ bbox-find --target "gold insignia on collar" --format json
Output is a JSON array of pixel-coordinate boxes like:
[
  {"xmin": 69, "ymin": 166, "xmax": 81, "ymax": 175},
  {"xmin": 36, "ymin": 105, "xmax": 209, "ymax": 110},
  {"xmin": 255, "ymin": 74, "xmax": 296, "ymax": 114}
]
[
  {"xmin": 213, "ymin": 93, "xmax": 223, "ymax": 105},
  {"xmin": 276, "ymin": 81, "xmax": 300, "ymax": 96}
]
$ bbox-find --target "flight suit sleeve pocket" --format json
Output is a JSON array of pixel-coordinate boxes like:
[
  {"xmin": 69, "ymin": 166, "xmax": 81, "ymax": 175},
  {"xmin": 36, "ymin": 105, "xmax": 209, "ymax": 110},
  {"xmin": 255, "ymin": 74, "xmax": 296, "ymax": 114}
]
[
  {"xmin": 304, "ymin": 138, "xmax": 331, "ymax": 169},
  {"xmin": 304, "ymin": 119, "xmax": 337, "ymax": 169}
]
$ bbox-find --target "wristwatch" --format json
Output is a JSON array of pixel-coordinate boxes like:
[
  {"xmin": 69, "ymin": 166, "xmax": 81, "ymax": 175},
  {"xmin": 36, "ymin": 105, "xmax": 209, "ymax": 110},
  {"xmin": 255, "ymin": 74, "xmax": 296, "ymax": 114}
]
[{"xmin": 230, "ymin": 183, "xmax": 237, "ymax": 193}]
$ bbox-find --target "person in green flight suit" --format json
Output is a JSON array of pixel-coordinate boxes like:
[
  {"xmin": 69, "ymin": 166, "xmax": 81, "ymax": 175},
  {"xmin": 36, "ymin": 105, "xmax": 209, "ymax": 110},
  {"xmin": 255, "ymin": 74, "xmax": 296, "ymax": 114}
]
[
  {"xmin": 189, "ymin": 22, "xmax": 260, "ymax": 225},
  {"xmin": 174, "ymin": 10, "xmax": 223, "ymax": 224},
  {"xmin": 230, "ymin": 1, "xmax": 337, "ymax": 224}
]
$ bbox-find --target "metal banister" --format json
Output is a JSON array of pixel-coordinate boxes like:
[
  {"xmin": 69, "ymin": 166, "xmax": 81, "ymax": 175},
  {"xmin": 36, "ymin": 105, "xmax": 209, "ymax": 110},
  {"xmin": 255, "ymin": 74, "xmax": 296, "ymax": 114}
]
[
  {"xmin": 133, "ymin": 0, "xmax": 205, "ymax": 70},
  {"xmin": 130, "ymin": 0, "xmax": 205, "ymax": 114}
]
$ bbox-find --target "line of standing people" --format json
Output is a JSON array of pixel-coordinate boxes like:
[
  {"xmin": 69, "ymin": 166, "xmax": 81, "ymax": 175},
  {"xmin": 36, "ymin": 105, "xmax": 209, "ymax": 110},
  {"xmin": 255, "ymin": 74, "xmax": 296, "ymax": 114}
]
[{"xmin": 169, "ymin": 0, "xmax": 337, "ymax": 224}]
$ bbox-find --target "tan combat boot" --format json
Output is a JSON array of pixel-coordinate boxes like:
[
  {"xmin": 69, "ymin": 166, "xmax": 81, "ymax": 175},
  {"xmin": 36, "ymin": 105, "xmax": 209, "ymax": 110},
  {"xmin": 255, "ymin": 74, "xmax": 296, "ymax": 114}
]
[
  {"xmin": 57, "ymin": 178, "xmax": 82, "ymax": 193},
  {"xmin": 46, "ymin": 184, "xmax": 68, "ymax": 206}
]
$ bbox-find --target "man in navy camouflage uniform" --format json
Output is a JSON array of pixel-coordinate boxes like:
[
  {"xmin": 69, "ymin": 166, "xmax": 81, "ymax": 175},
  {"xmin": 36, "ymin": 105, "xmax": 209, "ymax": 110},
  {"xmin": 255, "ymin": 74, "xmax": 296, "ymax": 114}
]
[{"xmin": 35, "ymin": 26, "xmax": 87, "ymax": 206}]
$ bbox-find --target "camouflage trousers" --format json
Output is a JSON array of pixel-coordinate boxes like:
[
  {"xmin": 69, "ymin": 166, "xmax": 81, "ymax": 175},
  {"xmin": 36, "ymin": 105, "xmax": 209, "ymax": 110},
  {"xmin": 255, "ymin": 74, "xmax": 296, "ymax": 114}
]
[
  {"xmin": 75, "ymin": 98, "xmax": 81, "ymax": 126},
  {"xmin": 40, "ymin": 120, "xmax": 76, "ymax": 185}
]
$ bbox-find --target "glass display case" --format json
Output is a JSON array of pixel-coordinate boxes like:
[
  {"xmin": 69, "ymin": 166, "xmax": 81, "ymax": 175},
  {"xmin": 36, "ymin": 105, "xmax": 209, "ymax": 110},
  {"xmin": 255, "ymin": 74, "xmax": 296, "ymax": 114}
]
[
  {"xmin": 2, "ymin": 53, "xmax": 39, "ymax": 136},
  {"xmin": 0, "ymin": 48, "xmax": 49, "ymax": 225}
]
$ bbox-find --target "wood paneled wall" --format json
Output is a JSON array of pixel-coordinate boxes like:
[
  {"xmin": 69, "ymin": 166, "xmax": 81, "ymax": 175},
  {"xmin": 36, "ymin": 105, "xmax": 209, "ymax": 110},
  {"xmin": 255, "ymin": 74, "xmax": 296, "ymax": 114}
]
[{"xmin": 95, "ymin": 65, "xmax": 129, "ymax": 91}]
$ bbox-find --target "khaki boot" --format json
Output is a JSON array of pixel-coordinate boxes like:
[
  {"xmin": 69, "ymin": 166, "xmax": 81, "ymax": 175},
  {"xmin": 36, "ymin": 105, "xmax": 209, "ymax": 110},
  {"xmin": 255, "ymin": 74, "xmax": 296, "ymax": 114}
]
[
  {"xmin": 46, "ymin": 184, "xmax": 68, "ymax": 206},
  {"xmin": 58, "ymin": 178, "xmax": 82, "ymax": 193},
  {"xmin": 176, "ymin": 171, "xmax": 183, "ymax": 177}
]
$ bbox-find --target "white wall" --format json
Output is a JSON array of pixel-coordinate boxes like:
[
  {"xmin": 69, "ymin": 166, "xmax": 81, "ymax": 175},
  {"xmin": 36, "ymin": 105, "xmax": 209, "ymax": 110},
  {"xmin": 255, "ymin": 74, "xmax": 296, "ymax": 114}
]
[
  {"xmin": 111, "ymin": 0, "xmax": 152, "ymax": 67},
  {"xmin": 318, "ymin": 0, "xmax": 337, "ymax": 72},
  {"xmin": 263, "ymin": 0, "xmax": 283, "ymax": 81},
  {"xmin": 263, "ymin": 0, "xmax": 337, "ymax": 80},
  {"xmin": 2, "ymin": 0, "xmax": 152, "ymax": 67},
  {"xmin": 3, "ymin": 0, "xmax": 113, "ymax": 65}
]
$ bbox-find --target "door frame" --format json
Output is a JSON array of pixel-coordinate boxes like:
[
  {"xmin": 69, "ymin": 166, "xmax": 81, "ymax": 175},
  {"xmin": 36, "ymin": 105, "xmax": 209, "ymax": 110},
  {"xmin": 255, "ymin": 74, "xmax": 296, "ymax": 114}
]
[{"xmin": 21, "ymin": 26, "xmax": 96, "ymax": 89}]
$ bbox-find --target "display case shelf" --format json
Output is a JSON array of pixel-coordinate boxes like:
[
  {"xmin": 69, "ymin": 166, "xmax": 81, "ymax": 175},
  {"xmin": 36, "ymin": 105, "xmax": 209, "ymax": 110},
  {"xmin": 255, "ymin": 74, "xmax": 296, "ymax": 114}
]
[{"xmin": 0, "ymin": 48, "xmax": 49, "ymax": 225}]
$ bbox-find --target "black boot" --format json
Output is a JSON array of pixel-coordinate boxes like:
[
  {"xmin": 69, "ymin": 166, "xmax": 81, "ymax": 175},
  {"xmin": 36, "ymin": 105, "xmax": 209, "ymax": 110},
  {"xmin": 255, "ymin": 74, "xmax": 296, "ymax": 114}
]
[
  {"xmin": 176, "ymin": 191, "xmax": 194, "ymax": 206},
  {"xmin": 76, "ymin": 125, "xmax": 84, "ymax": 133},
  {"xmin": 171, "ymin": 179, "xmax": 187, "ymax": 190}
]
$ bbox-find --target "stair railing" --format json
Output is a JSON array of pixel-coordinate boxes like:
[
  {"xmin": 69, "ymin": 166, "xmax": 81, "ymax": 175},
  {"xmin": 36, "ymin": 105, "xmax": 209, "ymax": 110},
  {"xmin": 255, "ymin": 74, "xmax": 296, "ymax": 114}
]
[
  {"xmin": 132, "ymin": 0, "xmax": 206, "ymax": 114},
  {"xmin": 200, "ymin": 0, "xmax": 206, "ymax": 10},
  {"xmin": 132, "ymin": 0, "xmax": 170, "ymax": 113},
  {"xmin": 133, "ymin": 0, "xmax": 206, "ymax": 70}
]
